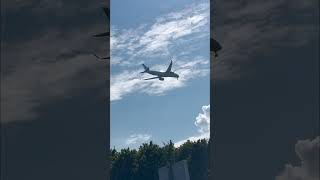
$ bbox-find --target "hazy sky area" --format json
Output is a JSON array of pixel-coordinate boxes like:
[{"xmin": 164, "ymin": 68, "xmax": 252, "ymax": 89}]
[{"xmin": 110, "ymin": 0, "xmax": 210, "ymax": 149}]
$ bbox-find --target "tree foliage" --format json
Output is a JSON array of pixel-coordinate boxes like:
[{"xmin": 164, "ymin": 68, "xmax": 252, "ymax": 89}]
[{"xmin": 110, "ymin": 139, "xmax": 209, "ymax": 180}]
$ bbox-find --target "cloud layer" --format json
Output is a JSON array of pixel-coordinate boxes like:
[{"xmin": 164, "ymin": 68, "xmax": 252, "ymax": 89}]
[
  {"xmin": 110, "ymin": 2, "xmax": 210, "ymax": 101},
  {"xmin": 111, "ymin": 58, "xmax": 209, "ymax": 101},
  {"xmin": 111, "ymin": 2, "xmax": 209, "ymax": 61},
  {"xmin": 125, "ymin": 134, "xmax": 152, "ymax": 146},
  {"xmin": 275, "ymin": 137, "xmax": 320, "ymax": 180}
]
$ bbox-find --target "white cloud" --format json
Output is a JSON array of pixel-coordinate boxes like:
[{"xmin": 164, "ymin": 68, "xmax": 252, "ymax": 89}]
[
  {"xmin": 175, "ymin": 104, "xmax": 210, "ymax": 147},
  {"xmin": 111, "ymin": 2, "xmax": 209, "ymax": 63},
  {"xmin": 174, "ymin": 132, "xmax": 210, "ymax": 148},
  {"xmin": 135, "ymin": 12, "xmax": 208, "ymax": 57},
  {"xmin": 195, "ymin": 104, "xmax": 210, "ymax": 133},
  {"xmin": 275, "ymin": 137, "xmax": 320, "ymax": 180},
  {"xmin": 125, "ymin": 134, "xmax": 152, "ymax": 145}
]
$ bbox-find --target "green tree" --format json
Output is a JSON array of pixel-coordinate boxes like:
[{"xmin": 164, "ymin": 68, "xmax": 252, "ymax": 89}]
[
  {"xmin": 110, "ymin": 139, "xmax": 209, "ymax": 180},
  {"xmin": 176, "ymin": 140, "xmax": 193, "ymax": 162},
  {"xmin": 135, "ymin": 141, "xmax": 164, "ymax": 180},
  {"xmin": 189, "ymin": 139, "xmax": 208, "ymax": 180},
  {"xmin": 111, "ymin": 148, "xmax": 138, "ymax": 180}
]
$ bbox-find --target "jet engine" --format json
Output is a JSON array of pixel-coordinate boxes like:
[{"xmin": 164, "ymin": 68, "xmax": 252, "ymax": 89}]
[{"xmin": 159, "ymin": 77, "xmax": 164, "ymax": 81}]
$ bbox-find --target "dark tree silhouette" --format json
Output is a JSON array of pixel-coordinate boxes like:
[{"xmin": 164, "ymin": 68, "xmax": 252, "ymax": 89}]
[{"xmin": 110, "ymin": 139, "xmax": 209, "ymax": 180}]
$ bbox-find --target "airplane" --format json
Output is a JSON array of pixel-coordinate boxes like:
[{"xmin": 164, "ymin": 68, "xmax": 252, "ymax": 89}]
[
  {"xmin": 93, "ymin": 7, "xmax": 110, "ymax": 38},
  {"xmin": 211, "ymin": 38, "xmax": 222, "ymax": 57},
  {"xmin": 140, "ymin": 60, "xmax": 179, "ymax": 81}
]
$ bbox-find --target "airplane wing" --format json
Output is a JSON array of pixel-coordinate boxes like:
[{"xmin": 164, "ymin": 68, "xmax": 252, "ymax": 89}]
[
  {"xmin": 93, "ymin": 32, "xmax": 110, "ymax": 37},
  {"xmin": 144, "ymin": 77, "xmax": 160, "ymax": 80},
  {"xmin": 165, "ymin": 60, "xmax": 173, "ymax": 72}
]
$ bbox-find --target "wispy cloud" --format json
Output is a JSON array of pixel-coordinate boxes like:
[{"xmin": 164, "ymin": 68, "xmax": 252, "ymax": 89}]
[
  {"xmin": 126, "ymin": 134, "xmax": 152, "ymax": 145},
  {"xmin": 111, "ymin": 2, "xmax": 209, "ymax": 62},
  {"xmin": 175, "ymin": 104, "xmax": 210, "ymax": 147},
  {"xmin": 110, "ymin": 2, "xmax": 210, "ymax": 101},
  {"xmin": 111, "ymin": 58, "xmax": 209, "ymax": 101}
]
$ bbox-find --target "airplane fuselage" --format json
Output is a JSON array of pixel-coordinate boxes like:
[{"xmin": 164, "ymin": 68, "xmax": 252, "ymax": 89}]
[
  {"xmin": 141, "ymin": 60, "xmax": 179, "ymax": 80},
  {"xmin": 147, "ymin": 71, "xmax": 179, "ymax": 78}
]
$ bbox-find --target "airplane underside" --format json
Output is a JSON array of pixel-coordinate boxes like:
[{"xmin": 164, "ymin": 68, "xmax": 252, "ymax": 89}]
[{"xmin": 141, "ymin": 60, "xmax": 179, "ymax": 81}]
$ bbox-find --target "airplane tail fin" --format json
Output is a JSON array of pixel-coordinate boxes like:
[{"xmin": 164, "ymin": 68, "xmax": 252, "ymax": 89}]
[{"xmin": 140, "ymin": 64, "xmax": 149, "ymax": 73}]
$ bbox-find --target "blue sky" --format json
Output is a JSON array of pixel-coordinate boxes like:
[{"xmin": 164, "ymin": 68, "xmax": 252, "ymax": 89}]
[{"xmin": 110, "ymin": 0, "xmax": 210, "ymax": 149}]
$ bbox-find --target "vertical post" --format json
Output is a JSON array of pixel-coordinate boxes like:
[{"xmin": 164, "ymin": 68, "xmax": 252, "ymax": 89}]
[
  {"xmin": 168, "ymin": 160, "xmax": 174, "ymax": 180},
  {"xmin": 167, "ymin": 140, "xmax": 175, "ymax": 180}
]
